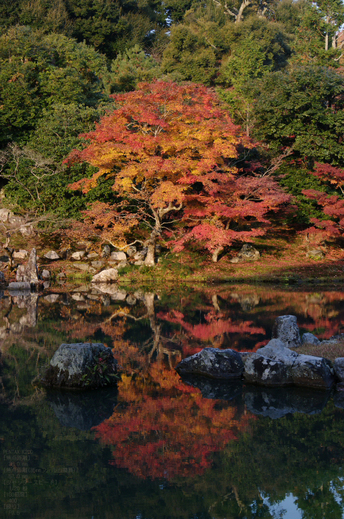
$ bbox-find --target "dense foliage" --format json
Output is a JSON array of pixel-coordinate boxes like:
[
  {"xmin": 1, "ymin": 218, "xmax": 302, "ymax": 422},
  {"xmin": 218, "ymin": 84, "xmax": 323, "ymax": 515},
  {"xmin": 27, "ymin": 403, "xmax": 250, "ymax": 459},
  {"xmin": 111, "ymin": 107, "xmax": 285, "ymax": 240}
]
[
  {"xmin": 66, "ymin": 81, "xmax": 290, "ymax": 263},
  {"xmin": 0, "ymin": 0, "xmax": 343, "ymax": 255}
]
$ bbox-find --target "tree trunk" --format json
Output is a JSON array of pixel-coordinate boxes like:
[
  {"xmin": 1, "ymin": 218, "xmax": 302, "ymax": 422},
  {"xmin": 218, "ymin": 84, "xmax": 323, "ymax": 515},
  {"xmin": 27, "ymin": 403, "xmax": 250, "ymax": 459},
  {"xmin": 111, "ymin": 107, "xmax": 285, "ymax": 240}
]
[
  {"xmin": 212, "ymin": 246, "xmax": 224, "ymax": 263},
  {"xmin": 145, "ymin": 238, "xmax": 156, "ymax": 266},
  {"xmin": 144, "ymin": 223, "xmax": 161, "ymax": 266}
]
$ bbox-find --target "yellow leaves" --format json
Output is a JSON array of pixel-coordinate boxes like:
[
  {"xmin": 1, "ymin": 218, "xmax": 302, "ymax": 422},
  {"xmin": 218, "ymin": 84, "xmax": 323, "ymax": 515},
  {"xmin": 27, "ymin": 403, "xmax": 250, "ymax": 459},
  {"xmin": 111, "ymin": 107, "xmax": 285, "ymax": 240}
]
[
  {"xmin": 117, "ymin": 176, "xmax": 133, "ymax": 192},
  {"xmin": 150, "ymin": 181, "xmax": 185, "ymax": 209}
]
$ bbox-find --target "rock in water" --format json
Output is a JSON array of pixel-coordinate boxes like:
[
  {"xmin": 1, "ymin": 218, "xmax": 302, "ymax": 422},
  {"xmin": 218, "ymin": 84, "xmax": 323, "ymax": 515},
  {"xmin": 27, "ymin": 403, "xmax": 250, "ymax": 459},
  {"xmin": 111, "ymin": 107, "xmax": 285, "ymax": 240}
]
[
  {"xmin": 39, "ymin": 343, "xmax": 118, "ymax": 389},
  {"xmin": 176, "ymin": 347, "xmax": 244, "ymax": 379},
  {"xmin": 272, "ymin": 315, "xmax": 301, "ymax": 348},
  {"xmin": 243, "ymin": 339, "xmax": 334, "ymax": 389}
]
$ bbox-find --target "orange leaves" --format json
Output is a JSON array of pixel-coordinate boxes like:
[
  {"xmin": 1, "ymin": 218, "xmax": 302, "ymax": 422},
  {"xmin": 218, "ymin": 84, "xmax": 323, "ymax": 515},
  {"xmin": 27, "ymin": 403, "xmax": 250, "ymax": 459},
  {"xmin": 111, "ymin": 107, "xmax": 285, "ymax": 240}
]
[
  {"xmin": 65, "ymin": 80, "xmax": 291, "ymax": 259},
  {"xmin": 93, "ymin": 363, "xmax": 252, "ymax": 480},
  {"xmin": 150, "ymin": 181, "xmax": 185, "ymax": 209}
]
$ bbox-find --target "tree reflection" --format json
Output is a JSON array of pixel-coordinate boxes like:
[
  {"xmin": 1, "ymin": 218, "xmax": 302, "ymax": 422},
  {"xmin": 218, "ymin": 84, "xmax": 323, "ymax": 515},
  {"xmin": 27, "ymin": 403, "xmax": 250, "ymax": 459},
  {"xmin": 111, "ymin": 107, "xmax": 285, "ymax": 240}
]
[{"xmin": 93, "ymin": 367, "xmax": 253, "ymax": 480}]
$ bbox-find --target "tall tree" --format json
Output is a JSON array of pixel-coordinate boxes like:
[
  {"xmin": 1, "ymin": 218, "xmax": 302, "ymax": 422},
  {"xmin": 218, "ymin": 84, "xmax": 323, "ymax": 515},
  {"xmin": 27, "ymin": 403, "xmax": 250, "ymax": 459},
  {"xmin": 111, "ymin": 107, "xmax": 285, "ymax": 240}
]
[
  {"xmin": 66, "ymin": 81, "xmax": 290, "ymax": 264},
  {"xmin": 252, "ymin": 65, "xmax": 344, "ymax": 165}
]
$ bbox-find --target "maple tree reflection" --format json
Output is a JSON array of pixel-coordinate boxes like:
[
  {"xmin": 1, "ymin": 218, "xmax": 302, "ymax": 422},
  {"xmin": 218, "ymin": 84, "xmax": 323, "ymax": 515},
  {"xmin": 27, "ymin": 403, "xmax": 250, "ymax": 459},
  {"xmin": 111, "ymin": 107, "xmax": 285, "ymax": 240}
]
[
  {"xmin": 94, "ymin": 368, "xmax": 253, "ymax": 480},
  {"xmin": 88, "ymin": 292, "xmax": 254, "ymax": 480}
]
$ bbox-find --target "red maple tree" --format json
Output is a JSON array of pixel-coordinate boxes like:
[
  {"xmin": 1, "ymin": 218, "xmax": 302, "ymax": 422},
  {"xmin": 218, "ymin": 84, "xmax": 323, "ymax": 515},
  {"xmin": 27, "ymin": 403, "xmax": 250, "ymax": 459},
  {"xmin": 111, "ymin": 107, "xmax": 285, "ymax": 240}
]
[
  {"xmin": 66, "ymin": 81, "xmax": 290, "ymax": 264},
  {"xmin": 302, "ymin": 162, "xmax": 344, "ymax": 241}
]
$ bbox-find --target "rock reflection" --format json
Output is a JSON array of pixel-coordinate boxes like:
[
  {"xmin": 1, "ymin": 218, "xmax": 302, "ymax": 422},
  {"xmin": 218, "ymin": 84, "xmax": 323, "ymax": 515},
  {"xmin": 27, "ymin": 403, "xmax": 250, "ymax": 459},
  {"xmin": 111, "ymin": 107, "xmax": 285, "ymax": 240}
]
[
  {"xmin": 0, "ymin": 293, "xmax": 38, "ymax": 339},
  {"xmin": 244, "ymin": 386, "xmax": 331, "ymax": 418},
  {"xmin": 181, "ymin": 374, "xmax": 244, "ymax": 401},
  {"xmin": 47, "ymin": 387, "xmax": 118, "ymax": 430}
]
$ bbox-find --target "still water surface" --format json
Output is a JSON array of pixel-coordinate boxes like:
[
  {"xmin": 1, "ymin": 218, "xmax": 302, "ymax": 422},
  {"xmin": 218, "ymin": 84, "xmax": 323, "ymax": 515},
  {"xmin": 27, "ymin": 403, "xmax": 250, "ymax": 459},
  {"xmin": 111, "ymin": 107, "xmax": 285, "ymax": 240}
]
[{"xmin": 1, "ymin": 283, "xmax": 344, "ymax": 518}]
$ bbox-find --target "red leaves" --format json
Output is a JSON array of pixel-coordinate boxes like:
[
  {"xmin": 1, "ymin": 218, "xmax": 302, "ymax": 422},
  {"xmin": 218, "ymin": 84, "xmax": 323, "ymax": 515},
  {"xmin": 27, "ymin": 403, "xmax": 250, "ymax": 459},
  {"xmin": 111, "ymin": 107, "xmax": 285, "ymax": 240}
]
[
  {"xmin": 302, "ymin": 162, "xmax": 344, "ymax": 240},
  {"xmin": 65, "ymin": 80, "xmax": 290, "ymax": 258},
  {"xmin": 93, "ymin": 366, "xmax": 253, "ymax": 480}
]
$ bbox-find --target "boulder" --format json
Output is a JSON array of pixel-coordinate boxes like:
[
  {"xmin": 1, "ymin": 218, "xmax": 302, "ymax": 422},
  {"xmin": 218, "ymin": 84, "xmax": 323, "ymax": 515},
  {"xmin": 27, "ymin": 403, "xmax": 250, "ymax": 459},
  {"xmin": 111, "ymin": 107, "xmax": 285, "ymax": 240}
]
[
  {"xmin": 8, "ymin": 282, "xmax": 31, "ymax": 293},
  {"xmin": 302, "ymin": 333, "xmax": 321, "ymax": 345},
  {"xmin": 230, "ymin": 244, "xmax": 260, "ymax": 263},
  {"xmin": 40, "ymin": 342, "xmax": 118, "ymax": 389},
  {"xmin": 87, "ymin": 252, "xmax": 99, "ymax": 260},
  {"xmin": 71, "ymin": 251, "xmax": 86, "ymax": 260},
  {"xmin": 126, "ymin": 246, "xmax": 137, "ymax": 257},
  {"xmin": 44, "ymin": 294, "xmax": 60, "ymax": 303},
  {"xmin": 13, "ymin": 250, "xmax": 28, "ymax": 260},
  {"xmin": 91, "ymin": 260, "xmax": 105, "ymax": 269},
  {"xmin": 333, "ymin": 358, "xmax": 344, "ymax": 382},
  {"xmin": 15, "ymin": 248, "xmax": 39, "ymax": 284},
  {"xmin": 110, "ymin": 251, "xmax": 127, "ymax": 261},
  {"xmin": 133, "ymin": 249, "xmax": 147, "ymax": 261},
  {"xmin": 306, "ymin": 249, "xmax": 325, "ymax": 260},
  {"xmin": 101, "ymin": 244, "xmax": 111, "ymax": 258},
  {"xmin": 19, "ymin": 224, "xmax": 34, "ymax": 236},
  {"xmin": 91, "ymin": 268, "xmax": 118, "ymax": 283},
  {"xmin": 243, "ymin": 339, "xmax": 334, "ymax": 389},
  {"xmin": 272, "ymin": 315, "xmax": 301, "ymax": 348},
  {"xmin": 59, "ymin": 248, "xmax": 72, "ymax": 260},
  {"xmin": 176, "ymin": 347, "xmax": 244, "ymax": 380},
  {"xmin": 41, "ymin": 269, "xmax": 50, "ymax": 279},
  {"xmin": 44, "ymin": 251, "xmax": 60, "ymax": 260}
]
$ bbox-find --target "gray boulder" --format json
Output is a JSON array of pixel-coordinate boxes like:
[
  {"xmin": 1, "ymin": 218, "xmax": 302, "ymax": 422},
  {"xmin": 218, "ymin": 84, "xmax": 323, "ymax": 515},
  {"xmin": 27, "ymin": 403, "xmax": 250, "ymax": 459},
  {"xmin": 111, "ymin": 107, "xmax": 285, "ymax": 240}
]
[
  {"xmin": 302, "ymin": 333, "xmax": 321, "ymax": 345},
  {"xmin": 8, "ymin": 282, "xmax": 31, "ymax": 293},
  {"xmin": 41, "ymin": 269, "xmax": 50, "ymax": 280},
  {"xmin": 13, "ymin": 250, "xmax": 28, "ymax": 260},
  {"xmin": 91, "ymin": 268, "xmax": 118, "ymax": 283},
  {"xmin": 101, "ymin": 244, "xmax": 111, "ymax": 258},
  {"xmin": 272, "ymin": 315, "xmax": 301, "ymax": 348},
  {"xmin": 71, "ymin": 251, "xmax": 86, "ymax": 260},
  {"xmin": 110, "ymin": 251, "xmax": 127, "ymax": 261},
  {"xmin": 230, "ymin": 244, "xmax": 260, "ymax": 263},
  {"xmin": 16, "ymin": 248, "xmax": 39, "ymax": 284},
  {"xmin": 44, "ymin": 250, "xmax": 60, "ymax": 260},
  {"xmin": 176, "ymin": 347, "xmax": 244, "ymax": 380},
  {"xmin": 334, "ymin": 358, "xmax": 344, "ymax": 382},
  {"xmin": 40, "ymin": 342, "xmax": 118, "ymax": 389},
  {"xmin": 243, "ymin": 339, "xmax": 334, "ymax": 389},
  {"xmin": 87, "ymin": 252, "xmax": 99, "ymax": 260}
]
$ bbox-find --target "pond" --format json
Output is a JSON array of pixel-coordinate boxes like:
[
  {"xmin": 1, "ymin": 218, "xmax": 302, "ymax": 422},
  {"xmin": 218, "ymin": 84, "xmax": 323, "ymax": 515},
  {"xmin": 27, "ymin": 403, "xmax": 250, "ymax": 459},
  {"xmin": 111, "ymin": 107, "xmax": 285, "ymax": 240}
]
[{"xmin": 1, "ymin": 283, "xmax": 344, "ymax": 518}]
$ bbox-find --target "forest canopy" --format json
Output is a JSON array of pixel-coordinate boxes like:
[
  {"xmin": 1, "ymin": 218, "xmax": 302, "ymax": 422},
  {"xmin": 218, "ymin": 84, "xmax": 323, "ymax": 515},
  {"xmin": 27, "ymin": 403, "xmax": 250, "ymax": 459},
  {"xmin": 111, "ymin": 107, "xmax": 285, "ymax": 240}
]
[{"xmin": 0, "ymin": 0, "xmax": 343, "ymax": 260}]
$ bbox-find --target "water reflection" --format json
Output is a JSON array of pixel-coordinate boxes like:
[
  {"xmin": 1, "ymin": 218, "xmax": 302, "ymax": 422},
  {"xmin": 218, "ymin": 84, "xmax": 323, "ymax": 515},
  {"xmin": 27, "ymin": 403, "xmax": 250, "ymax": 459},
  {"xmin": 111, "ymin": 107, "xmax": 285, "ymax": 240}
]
[{"xmin": 1, "ymin": 284, "xmax": 344, "ymax": 517}]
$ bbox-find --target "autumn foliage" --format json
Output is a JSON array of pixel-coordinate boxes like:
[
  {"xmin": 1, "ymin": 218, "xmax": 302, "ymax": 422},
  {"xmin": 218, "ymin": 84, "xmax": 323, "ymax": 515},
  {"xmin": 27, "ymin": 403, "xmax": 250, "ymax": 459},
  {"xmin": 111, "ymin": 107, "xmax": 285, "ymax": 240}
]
[
  {"xmin": 302, "ymin": 163, "xmax": 344, "ymax": 241},
  {"xmin": 66, "ymin": 80, "xmax": 290, "ymax": 263}
]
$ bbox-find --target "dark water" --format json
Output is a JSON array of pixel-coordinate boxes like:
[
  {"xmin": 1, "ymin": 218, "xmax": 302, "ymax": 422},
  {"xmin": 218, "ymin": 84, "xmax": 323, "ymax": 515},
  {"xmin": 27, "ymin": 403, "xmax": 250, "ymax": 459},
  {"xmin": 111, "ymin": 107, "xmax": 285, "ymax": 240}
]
[{"xmin": 1, "ymin": 283, "xmax": 344, "ymax": 518}]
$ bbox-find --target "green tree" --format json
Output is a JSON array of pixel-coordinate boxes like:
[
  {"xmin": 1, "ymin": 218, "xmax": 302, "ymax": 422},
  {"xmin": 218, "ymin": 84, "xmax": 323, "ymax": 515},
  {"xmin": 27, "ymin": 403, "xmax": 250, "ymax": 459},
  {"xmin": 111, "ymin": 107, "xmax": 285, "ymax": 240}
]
[
  {"xmin": 1, "ymin": 103, "xmax": 116, "ymax": 216},
  {"xmin": 217, "ymin": 17, "xmax": 291, "ymax": 134},
  {"xmin": 252, "ymin": 65, "xmax": 344, "ymax": 165},
  {"xmin": 109, "ymin": 44, "xmax": 161, "ymax": 93},
  {"xmin": 0, "ymin": 26, "xmax": 109, "ymax": 145}
]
